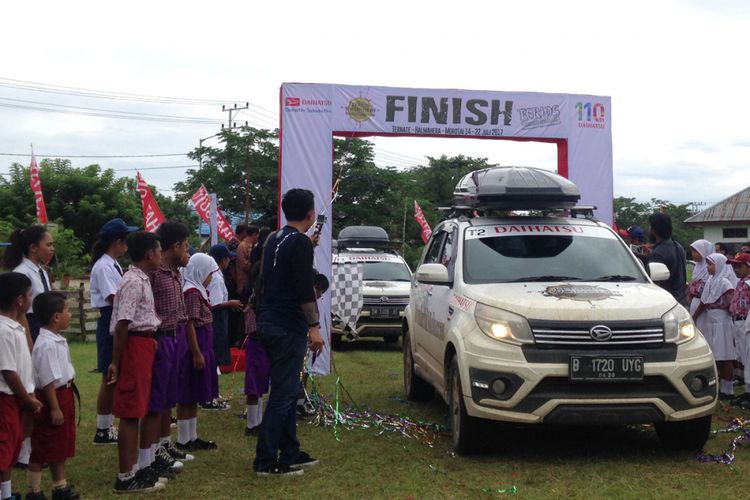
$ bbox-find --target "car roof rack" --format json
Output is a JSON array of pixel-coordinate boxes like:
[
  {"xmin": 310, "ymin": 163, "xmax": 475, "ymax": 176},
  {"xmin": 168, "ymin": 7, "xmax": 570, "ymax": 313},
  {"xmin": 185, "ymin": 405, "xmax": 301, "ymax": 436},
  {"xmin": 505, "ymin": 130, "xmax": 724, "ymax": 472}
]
[
  {"xmin": 568, "ymin": 205, "xmax": 598, "ymax": 220},
  {"xmin": 453, "ymin": 166, "xmax": 581, "ymax": 211},
  {"xmin": 337, "ymin": 226, "xmax": 391, "ymax": 250}
]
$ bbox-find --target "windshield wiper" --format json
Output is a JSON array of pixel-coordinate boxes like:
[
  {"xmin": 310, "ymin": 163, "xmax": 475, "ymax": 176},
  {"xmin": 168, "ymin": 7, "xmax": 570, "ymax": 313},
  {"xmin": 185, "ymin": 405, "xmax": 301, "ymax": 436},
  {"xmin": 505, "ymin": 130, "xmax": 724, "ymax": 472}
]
[
  {"xmin": 593, "ymin": 275, "xmax": 637, "ymax": 282},
  {"xmin": 511, "ymin": 275, "xmax": 582, "ymax": 282}
]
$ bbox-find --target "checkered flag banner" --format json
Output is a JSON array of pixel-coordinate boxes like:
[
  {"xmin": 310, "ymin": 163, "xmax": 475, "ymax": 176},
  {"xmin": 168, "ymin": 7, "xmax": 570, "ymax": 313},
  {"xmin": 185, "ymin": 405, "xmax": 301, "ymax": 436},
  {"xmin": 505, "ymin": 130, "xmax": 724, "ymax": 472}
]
[{"xmin": 332, "ymin": 261, "xmax": 363, "ymax": 332}]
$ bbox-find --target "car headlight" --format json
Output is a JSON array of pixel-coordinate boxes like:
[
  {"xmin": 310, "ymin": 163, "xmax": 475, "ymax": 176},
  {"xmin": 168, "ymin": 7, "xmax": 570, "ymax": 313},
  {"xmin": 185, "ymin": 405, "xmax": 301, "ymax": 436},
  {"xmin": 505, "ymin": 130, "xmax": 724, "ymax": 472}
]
[
  {"xmin": 474, "ymin": 303, "xmax": 534, "ymax": 345},
  {"xmin": 662, "ymin": 305, "xmax": 696, "ymax": 343}
]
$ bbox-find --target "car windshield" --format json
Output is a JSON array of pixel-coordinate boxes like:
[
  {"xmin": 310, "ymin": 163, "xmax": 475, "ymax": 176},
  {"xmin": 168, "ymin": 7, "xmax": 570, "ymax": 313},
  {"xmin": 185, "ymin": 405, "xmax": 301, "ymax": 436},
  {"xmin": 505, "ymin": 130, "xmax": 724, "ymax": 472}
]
[
  {"xmin": 362, "ymin": 261, "xmax": 412, "ymax": 281},
  {"xmin": 462, "ymin": 224, "xmax": 646, "ymax": 284}
]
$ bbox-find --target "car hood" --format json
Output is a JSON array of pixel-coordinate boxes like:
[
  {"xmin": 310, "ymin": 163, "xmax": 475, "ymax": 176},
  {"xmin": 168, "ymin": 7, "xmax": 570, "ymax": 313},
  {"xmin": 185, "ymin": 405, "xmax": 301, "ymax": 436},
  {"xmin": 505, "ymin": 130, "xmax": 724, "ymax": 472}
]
[
  {"xmin": 461, "ymin": 282, "xmax": 676, "ymax": 321},
  {"xmin": 363, "ymin": 281, "xmax": 411, "ymax": 296}
]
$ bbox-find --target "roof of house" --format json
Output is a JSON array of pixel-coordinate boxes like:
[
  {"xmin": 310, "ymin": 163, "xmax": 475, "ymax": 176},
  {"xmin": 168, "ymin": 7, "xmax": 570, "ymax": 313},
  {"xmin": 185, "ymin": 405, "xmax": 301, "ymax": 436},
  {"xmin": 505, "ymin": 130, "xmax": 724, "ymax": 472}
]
[{"xmin": 685, "ymin": 185, "xmax": 750, "ymax": 225}]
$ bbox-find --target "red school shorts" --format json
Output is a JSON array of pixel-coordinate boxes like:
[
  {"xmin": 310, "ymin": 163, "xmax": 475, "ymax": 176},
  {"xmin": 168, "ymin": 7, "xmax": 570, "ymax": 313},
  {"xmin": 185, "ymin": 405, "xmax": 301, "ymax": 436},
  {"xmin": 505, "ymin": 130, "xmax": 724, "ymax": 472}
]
[
  {"xmin": 113, "ymin": 335, "xmax": 157, "ymax": 419},
  {"xmin": 0, "ymin": 393, "xmax": 23, "ymax": 470},
  {"xmin": 30, "ymin": 386, "xmax": 76, "ymax": 463}
]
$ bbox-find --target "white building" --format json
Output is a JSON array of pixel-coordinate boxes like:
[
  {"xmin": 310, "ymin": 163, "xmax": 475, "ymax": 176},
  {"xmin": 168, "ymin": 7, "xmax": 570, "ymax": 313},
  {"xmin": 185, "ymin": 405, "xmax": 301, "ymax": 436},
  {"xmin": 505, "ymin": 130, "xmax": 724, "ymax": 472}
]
[{"xmin": 685, "ymin": 186, "xmax": 750, "ymax": 249}]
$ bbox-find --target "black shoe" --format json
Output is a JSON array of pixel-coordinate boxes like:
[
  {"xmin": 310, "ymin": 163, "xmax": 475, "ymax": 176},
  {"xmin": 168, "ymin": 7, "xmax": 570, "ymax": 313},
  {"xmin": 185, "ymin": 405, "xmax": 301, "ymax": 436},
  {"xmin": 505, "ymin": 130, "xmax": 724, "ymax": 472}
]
[
  {"xmin": 290, "ymin": 451, "xmax": 319, "ymax": 470},
  {"xmin": 254, "ymin": 462, "xmax": 304, "ymax": 477},
  {"xmin": 13, "ymin": 461, "xmax": 28, "ymax": 470},
  {"xmin": 245, "ymin": 426, "xmax": 260, "ymax": 436},
  {"xmin": 25, "ymin": 491, "xmax": 47, "ymax": 500},
  {"xmin": 93, "ymin": 427, "xmax": 118, "ymax": 446},
  {"xmin": 155, "ymin": 446, "xmax": 184, "ymax": 473},
  {"xmin": 719, "ymin": 392, "xmax": 735, "ymax": 401},
  {"xmin": 731, "ymin": 393, "xmax": 750, "ymax": 405},
  {"xmin": 113, "ymin": 473, "xmax": 165, "ymax": 494},
  {"xmin": 51, "ymin": 485, "xmax": 81, "ymax": 500},
  {"xmin": 200, "ymin": 399, "xmax": 230, "ymax": 410},
  {"xmin": 136, "ymin": 466, "xmax": 169, "ymax": 485},
  {"xmin": 734, "ymin": 376, "xmax": 745, "ymax": 386},
  {"xmin": 296, "ymin": 404, "xmax": 315, "ymax": 419},
  {"xmin": 190, "ymin": 437, "xmax": 217, "ymax": 450},
  {"xmin": 164, "ymin": 442, "xmax": 194, "ymax": 462}
]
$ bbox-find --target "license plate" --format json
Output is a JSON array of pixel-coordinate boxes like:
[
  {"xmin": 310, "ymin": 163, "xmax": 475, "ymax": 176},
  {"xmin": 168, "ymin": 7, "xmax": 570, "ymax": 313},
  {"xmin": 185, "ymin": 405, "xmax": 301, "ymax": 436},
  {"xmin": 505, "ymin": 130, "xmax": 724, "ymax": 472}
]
[
  {"xmin": 569, "ymin": 355, "xmax": 644, "ymax": 382},
  {"xmin": 370, "ymin": 307, "xmax": 399, "ymax": 319}
]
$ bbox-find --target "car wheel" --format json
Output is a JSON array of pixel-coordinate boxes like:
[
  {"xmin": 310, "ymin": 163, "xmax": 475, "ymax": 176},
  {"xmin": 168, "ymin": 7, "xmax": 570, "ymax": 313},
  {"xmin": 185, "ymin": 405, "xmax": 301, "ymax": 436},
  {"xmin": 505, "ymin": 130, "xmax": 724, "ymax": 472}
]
[
  {"xmin": 403, "ymin": 333, "xmax": 433, "ymax": 401},
  {"xmin": 383, "ymin": 335, "xmax": 400, "ymax": 344},
  {"xmin": 331, "ymin": 333, "xmax": 343, "ymax": 350},
  {"xmin": 655, "ymin": 415, "xmax": 712, "ymax": 450},
  {"xmin": 448, "ymin": 355, "xmax": 484, "ymax": 454}
]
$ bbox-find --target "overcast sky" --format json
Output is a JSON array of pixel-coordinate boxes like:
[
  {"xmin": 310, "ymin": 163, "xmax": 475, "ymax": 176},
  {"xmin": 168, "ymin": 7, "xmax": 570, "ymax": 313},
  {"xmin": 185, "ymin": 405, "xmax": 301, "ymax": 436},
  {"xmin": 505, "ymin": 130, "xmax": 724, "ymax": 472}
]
[{"xmin": 1, "ymin": 0, "xmax": 748, "ymax": 209}]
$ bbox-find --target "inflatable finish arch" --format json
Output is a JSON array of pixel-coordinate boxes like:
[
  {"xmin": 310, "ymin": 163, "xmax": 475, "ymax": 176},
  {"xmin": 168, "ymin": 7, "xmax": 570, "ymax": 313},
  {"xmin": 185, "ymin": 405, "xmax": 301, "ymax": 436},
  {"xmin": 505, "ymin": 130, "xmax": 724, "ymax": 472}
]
[{"xmin": 279, "ymin": 83, "xmax": 613, "ymax": 374}]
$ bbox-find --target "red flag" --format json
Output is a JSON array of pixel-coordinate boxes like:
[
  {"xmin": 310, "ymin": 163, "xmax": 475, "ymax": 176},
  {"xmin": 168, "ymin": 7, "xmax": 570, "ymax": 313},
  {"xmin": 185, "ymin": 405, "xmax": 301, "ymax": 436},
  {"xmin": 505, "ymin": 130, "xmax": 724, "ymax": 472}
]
[
  {"xmin": 413, "ymin": 200, "xmax": 432, "ymax": 244},
  {"xmin": 136, "ymin": 172, "xmax": 166, "ymax": 233},
  {"xmin": 29, "ymin": 152, "xmax": 48, "ymax": 224},
  {"xmin": 190, "ymin": 185, "xmax": 237, "ymax": 242}
]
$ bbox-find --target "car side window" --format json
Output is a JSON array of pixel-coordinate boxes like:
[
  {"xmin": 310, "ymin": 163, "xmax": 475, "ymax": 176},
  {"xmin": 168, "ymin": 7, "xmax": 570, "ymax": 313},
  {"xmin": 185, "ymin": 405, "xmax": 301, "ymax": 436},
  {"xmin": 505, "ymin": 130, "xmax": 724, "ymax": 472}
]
[
  {"xmin": 424, "ymin": 232, "xmax": 446, "ymax": 264},
  {"xmin": 441, "ymin": 227, "xmax": 457, "ymax": 280}
]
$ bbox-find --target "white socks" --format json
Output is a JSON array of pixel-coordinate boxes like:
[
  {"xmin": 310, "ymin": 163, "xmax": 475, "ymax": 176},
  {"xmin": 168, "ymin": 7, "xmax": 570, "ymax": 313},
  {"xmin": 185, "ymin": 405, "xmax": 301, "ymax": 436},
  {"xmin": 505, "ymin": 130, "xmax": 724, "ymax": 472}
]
[
  {"xmin": 18, "ymin": 437, "xmax": 31, "ymax": 464},
  {"xmin": 177, "ymin": 419, "xmax": 191, "ymax": 445},
  {"xmin": 161, "ymin": 436, "xmax": 171, "ymax": 447},
  {"xmin": 137, "ymin": 448, "xmax": 151, "ymax": 470},
  {"xmin": 720, "ymin": 379, "xmax": 734, "ymax": 395},
  {"xmin": 117, "ymin": 469, "xmax": 135, "ymax": 481},
  {"xmin": 1, "ymin": 480, "xmax": 11, "ymax": 500},
  {"xmin": 190, "ymin": 417, "xmax": 198, "ymax": 441},
  {"xmin": 96, "ymin": 414, "xmax": 114, "ymax": 429},
  {"xmin": 246, "ymin": 401, "xmax": 264, "ymax": 429}
]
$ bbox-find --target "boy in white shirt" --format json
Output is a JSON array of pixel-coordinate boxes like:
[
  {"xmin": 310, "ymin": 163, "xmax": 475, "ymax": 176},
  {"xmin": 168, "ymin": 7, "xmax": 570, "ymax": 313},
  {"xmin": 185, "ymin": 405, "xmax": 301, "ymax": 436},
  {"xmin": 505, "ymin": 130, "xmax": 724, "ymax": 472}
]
[
  {"xmin": 26, "ymin": 292, "xmax": 80, "ymax": 500},
  {"xmin": 0, "ymin": 272, "xmax": 42, "ymax": 500}
]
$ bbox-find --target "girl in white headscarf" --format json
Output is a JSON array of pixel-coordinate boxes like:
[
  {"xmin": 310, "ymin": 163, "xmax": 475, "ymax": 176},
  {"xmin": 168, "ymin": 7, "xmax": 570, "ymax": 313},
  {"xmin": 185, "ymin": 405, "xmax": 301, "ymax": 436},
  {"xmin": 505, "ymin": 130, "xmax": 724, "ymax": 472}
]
[
  {"xmin": 688, "ymin": 239, "xmax": 714, "ymax": 315},
  {"xmin": 694, "ymin": 253, "xmax": 736, "ymax": 399},
  {"xmin": 176, "ymin": 253, "xmax": 220, "ymax": 450}
]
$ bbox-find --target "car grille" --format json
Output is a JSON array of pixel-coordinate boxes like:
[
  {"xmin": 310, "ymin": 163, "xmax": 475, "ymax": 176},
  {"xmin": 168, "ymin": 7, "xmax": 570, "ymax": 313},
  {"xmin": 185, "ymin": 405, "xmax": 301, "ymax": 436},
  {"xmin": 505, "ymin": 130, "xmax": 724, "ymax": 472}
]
[
  {"xmin": 362, "ymin": 296, "xmax": 409, "ymax": 306},
  {"xmin": 529, "ymin": 320, "xmax": 665, "ymax": 347}
]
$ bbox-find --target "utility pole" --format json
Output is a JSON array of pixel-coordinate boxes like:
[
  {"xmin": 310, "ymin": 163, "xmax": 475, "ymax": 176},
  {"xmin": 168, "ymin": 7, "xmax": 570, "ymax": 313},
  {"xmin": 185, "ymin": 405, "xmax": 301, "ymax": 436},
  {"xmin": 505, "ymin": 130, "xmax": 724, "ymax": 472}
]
[
  {"xmin": 244, "ymin": 145, "xmax": 251, "ymax": 226},
  {"xmin": 221, "ymin": 103, "xmax": 250, "ymax": 224}
]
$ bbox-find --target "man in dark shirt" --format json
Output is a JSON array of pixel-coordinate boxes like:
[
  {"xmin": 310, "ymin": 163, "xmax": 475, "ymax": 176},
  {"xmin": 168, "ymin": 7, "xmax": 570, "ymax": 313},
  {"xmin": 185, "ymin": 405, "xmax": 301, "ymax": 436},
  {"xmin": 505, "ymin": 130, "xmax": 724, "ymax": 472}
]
[
  {"xmin": 647, "ymin": 213, "xmax": 688, "ymax": 307},
  {"xmin": 253, "ymin": 188, "xmax": 324, "ymax": 477}
]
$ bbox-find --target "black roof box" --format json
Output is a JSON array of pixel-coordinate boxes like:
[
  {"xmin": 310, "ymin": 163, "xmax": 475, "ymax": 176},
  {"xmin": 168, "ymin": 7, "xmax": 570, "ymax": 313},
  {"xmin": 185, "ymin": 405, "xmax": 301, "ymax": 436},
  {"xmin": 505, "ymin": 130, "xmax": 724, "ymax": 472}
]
[
  {"xmin": 337, "ymin": 226, "xmax": 390, "ymax": 249},
  {"xmin": 453, "ymin": 166, "xmax": 580, "ymax": 210}
]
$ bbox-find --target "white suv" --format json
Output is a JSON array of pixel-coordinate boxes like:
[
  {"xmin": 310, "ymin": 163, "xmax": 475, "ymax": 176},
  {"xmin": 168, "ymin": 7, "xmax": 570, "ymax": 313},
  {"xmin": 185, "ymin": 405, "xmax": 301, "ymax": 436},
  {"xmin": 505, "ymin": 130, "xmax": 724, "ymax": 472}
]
[{"xmin": 403, "ymin": 167, "xmax": 717, "ymax": 453}]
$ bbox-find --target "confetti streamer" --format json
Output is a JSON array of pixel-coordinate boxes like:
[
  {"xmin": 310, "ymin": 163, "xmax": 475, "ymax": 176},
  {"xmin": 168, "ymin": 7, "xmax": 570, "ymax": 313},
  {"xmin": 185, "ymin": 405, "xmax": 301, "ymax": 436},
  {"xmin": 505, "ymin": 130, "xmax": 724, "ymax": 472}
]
[
  {"xmin": 481, "ymin": 486, "xmax": 518, "ymax": 495},
  {"xmin": 697, "ymin": 417, "xmax": 750, "ymax": 467}
]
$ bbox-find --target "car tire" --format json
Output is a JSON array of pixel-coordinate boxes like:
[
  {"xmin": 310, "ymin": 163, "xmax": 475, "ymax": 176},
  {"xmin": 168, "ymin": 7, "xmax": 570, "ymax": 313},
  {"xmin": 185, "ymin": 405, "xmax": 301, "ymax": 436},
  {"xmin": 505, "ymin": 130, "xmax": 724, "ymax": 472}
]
[
  {"xmin": 384, "ymin": 335, "xmax": 400, "ymax": 345},
  {"xmin": 655, "ymin": 415, "xmax": 712, "ymax": 450},
  {"xmin": 403, "ymin": 333, "xmax": 433, "ymax": 401},
  {"xmin": 331, "ymin": 333, "xmax": 343, "ymax": 350},
  {"xmin": 448, "ymin": 355, "xmax": 485, "ymax": 454}
]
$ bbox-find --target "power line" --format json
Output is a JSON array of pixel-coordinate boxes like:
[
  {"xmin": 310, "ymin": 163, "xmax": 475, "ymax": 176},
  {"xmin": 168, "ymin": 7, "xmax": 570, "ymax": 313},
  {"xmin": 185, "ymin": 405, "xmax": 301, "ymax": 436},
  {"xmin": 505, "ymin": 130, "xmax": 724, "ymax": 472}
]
[{"xmin": 0, "ymin": 152, "xmax": 188, "ymax": 158}]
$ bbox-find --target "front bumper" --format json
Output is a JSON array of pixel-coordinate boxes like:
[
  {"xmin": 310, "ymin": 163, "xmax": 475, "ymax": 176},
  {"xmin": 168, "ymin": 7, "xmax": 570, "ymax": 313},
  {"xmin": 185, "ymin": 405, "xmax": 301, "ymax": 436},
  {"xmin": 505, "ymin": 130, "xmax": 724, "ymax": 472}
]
[{"xmin": 460, "ymin": 346, "xmax": 717, "ymax": 425}]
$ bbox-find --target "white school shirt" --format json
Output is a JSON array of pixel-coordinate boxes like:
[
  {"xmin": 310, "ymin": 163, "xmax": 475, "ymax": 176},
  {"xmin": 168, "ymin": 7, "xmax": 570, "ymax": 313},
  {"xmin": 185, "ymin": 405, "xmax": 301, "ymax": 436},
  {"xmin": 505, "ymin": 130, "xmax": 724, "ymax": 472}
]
[
  {"xmin": 32, "ymin": 328, "xmax": 76, "ymax": 389},
  {"xmin": 0, "ymin": 315, "xmax": 34, "ymax": 395},
  {"xmin": 90, "ymin": 254, "xmax": 124, "ymax": 308},
  {"xmin": 207, "ymin": 269, "xmax": 229, "ymax": 307},
  {"xmin": 13, "ymin": 257, "xmax": 51, "ymax": 313}
]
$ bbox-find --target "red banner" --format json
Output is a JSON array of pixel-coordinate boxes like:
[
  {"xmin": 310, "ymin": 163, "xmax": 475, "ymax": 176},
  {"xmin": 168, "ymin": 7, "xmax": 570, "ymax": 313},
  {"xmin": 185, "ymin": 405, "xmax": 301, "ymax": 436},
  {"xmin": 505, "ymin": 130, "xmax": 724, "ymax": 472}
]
[
  {"xmin": 136, "ymin": 172, "xmax": 166, "ymax": 233},
  {"xmin": 414, "ymin": 200, "xmax": 432, "ymax": 244},
  {"xmin": 191, "ymin": 185, "xmax": 236, "ymax": 242},
  {"xmin": 29, "ymin": 153, "xmax": 48, "ymax": 224}
]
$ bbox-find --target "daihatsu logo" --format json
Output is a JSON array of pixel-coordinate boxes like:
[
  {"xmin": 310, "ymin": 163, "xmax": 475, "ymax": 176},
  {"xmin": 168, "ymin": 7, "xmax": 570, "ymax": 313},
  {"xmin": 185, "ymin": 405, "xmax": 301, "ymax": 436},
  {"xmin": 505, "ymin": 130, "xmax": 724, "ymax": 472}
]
[{"xmin": 590, "ymin": 325, "xmax": 613, "ymax": 341}]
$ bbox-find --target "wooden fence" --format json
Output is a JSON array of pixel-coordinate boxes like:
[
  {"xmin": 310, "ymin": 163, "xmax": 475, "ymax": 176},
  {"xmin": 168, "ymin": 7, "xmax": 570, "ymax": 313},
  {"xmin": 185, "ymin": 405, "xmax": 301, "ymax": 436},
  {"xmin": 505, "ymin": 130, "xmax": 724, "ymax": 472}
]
[{"xmin": 61, "ymin": 281, "xmax": 99, "ymax": 342}]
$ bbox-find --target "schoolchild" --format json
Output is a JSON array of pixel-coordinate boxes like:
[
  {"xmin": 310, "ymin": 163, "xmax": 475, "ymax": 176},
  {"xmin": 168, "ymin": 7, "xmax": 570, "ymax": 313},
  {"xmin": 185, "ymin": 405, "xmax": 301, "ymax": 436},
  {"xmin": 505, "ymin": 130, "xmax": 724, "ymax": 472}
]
[
  {"xmin": 26, "ymin": 292, "xmax": 80, "ymax": 500},
  {"xmin": 4, "ymin": 226, "xmax": 54, "ymax": 467},
  {"xmin": 108, "ymin": 231, "xmax": 165, "ymax": 494},
  {"xmin": 688, "ymin": 240, "xmax": 713, "ymax": 315},
  {"xmin": 693, "ymin": 253, "xmax": 736, "ymax": 400},
  {"xmin": 140, "ymin": 222, "xmax": 192, "ymax": 478},
  {"xmin": 90, "ymin": 218, "xmax": 138, "ymax": 445},
  {"xmin": 176, "ymin": 253, "xmax": 219, "ymax": 450},
  {"xmin": 0, "ymin": 272, "xmax": 43, "ymax": 500},
  {"xmin": 728, "ymin": 253, "xmax": 750, "ymax": 406}
]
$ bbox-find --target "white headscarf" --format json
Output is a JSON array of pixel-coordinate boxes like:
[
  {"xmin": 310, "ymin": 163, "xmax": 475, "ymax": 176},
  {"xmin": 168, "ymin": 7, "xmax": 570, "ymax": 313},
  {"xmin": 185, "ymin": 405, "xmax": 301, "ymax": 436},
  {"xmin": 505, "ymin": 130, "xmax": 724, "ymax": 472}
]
[
  {"xmin": 701, "ymin": 253, "xmax": 734, "ymax": 304},
  {"xmin": 183, "ymin": 253, "xmax": 218, "ymax": 302},
  {"xmin": 690, "ymin": 239, "xmax": 713, "ymax": 283}
]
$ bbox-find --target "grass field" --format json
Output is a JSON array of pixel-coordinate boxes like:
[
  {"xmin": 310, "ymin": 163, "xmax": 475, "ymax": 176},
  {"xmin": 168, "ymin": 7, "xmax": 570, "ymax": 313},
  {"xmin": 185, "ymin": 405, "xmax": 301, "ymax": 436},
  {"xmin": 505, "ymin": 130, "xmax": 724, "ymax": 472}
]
[{"xmin": 11, "ymin": 340, "xmax": 750, "ymax": 499}]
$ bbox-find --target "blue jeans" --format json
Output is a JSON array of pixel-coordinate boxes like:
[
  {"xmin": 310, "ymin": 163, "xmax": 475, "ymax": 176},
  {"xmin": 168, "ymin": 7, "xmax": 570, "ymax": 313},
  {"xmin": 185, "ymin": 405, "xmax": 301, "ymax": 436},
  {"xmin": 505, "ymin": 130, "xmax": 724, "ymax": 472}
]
[{"xmin": 253, "ymin": 322, "xmax": 307, "ymax": 469}]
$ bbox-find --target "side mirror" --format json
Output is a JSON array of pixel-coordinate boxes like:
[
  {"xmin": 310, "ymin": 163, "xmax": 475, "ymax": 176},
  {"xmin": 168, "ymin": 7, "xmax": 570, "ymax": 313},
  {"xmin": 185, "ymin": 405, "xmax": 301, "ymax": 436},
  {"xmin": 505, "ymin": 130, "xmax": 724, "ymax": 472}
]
[
  {"xmin": 648, "ymin": 262, "xmax": 671, "ymax": 282},
  {"xmin": 415, "ymin": 263, "xmax": 451, "ymax": 285}
]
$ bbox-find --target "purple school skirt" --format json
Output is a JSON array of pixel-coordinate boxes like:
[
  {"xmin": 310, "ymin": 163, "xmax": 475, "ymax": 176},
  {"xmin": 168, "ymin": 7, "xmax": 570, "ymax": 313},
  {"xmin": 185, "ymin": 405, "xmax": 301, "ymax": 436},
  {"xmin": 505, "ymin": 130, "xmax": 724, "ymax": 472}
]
[
  {"xmin": 178, "ymin": 324, "xmax": 219, "ymax": 405},
  {"xmin": 244, "ymin": 336, "xmax": 271, "ymax": 398}
]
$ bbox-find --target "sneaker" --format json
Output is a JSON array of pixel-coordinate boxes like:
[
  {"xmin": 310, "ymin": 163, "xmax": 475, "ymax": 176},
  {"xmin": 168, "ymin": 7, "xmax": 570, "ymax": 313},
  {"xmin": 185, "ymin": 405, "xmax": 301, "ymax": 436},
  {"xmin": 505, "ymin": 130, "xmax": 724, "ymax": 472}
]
[
  {"xmin": 731, "ymin": 393, "xmax": 750, "ymax": 405},
  {"xmin": 136, "ymin": 466, "xmax": 169, "ymax": 485},
  {"xmin": 245, "ymin": 426, "xmax": 260, "ymax": 437},
  {"xmin": 254, "ymin": 462, "xmax": 304, "ymax": 477},
  {"xmin": 25, "ymin": 492, "xmax": 47, "ymax": 500},
  {"xmin": 113, "ymin": 473, "xmax": 166, "ymax": 494},
  {"xmin": 165, "ymin": 442, "xmax": 194, "ymax": 462},
  {"xmin": 174, "ymin": 440, "xmax": 195, "ymax": 452},
  {"xmin": 290, "ymin": 451, "xmax": 319, "ymax": 470},
  {"xmin": 200, "ymin": 399, "xmax": 230, "ymax": 410},
  {"xmin": 93, "ymin": 426, "xmax": 119, "ymax": 446},
  {"xmin": 719, "ymin": 392, "xmax": 735, "ymax": 401},
  {"xmin": 51, "ymin": 485, "xmax": 81, "ymax": 500},
  {"xmin": 190, "ymin": 437, "xmax": 218, "ymax": 450},
  {"xmin": 156, "ymin": 446, "xmax": 184, "ymax": 472}
]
